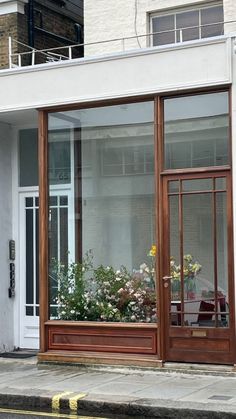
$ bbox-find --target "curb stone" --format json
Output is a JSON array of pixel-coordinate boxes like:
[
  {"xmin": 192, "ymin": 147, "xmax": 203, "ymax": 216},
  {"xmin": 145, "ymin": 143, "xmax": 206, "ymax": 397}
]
[{"xmin": 0, "ymin": 392, "xmax": 235, "ymax": 418}]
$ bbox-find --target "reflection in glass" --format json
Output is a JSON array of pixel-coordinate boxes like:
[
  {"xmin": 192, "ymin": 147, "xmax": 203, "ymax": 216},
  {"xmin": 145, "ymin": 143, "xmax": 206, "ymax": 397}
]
[
  {"xmin": 19, "ymin": 128, "xmax": 71, "ymax": 187},
  {"xmin": 183, "ymin": 194, "xmax": 214, "ymax": 326},
  {"xmin": 169, "ymin": 195, "xmax": 181, "ymax": 304},
  {"xmin": 19, "ymin": 129, "xmax": 38, "ymax": 187},
  {"xmin": 215, "ymin": 178, "xmax": 226, "ymax": 190},
  {"xmin": 169, "ymin": 180, "xmax": 179, "ymax": 193},
  {"xmin": 169, "ymin": 181, "xmax": 229, "ymax": 328},
  {"xmin": 182, "ymin": 178, "xmax": 212, "ymax": 192},
  {"xmin": 176, "ymin": 10, "xmax": 199, "ymax": 42},
  {"xmin": 152, "ymin": 15, "xmax": 175, "ymax": 46},
  {"xmin": 164, "ymin": 92, "xmax": 229, "ymax": 169},
  {"xmin": 216, "ymin": 192, "xmax": 229, "ymax": 327},
  {"xmin": 48, "ymin": 102, "xmax": 156, "ymax": 323},
  {"xmin": 201, "ymin": 6, "xmax": 224, "ymax": 38}
]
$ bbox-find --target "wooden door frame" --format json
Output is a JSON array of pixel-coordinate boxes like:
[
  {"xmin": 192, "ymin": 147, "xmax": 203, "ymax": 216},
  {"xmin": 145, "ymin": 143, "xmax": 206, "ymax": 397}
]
[
  {"xmin": 159, "ymin": 170, "xmax": 235, "ymax": 364},
  {"xmin": 38, "ymin": 86, "xmax": 234, "ymax": 365}
]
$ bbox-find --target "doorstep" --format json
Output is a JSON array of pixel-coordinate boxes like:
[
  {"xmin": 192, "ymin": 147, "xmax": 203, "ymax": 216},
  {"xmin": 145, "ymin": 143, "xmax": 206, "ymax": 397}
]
[
  {"xmin": 38, "ymin": 350, "xmax": 163, "ymax": 368},
  {"xmin": 38, "ymin": 350, "xmax": 236, "ymax": 376}
]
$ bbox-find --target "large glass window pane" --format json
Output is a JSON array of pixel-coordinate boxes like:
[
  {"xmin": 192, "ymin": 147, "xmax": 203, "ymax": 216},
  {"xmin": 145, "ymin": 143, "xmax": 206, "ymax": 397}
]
[
  {"xmin": 48, "ymin": 102, "xmax": 156, "ymax": 323},
  {"xmin": 152, "ymin": 15, "xmax": 175, "ymax": 46},
  {"xmin": 164, "ymin": 92, "xmax": 229, "ymax": 169}
]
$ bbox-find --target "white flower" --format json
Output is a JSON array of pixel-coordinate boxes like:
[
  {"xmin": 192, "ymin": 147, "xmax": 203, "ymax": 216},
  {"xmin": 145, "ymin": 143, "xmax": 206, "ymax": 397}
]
[
  {"xmin": 61, "ymin": 311, "xmax": 66, "ymax": 315},
  {"xmin": 82, "ymin": 267, "xmax": 85, "ymax": 272},
  {"xmin": 106, "ymin": 266, "xmax": 111, "ymax": 270},
  {"xmin": 131, "ymin": 315, "xmax": 136, "ymax": 321},
  {"xmin": 70, "ymin": 310, "xmax": 75, "ymax": 314},
  {"xmin": 140, "ymin": 263, "xmax": 148, "ymax": 271},
  {"xmin": 108, "ymin": 303, "xmax": 112, "ymax": 308},
  {"xmin": 116, "ymin": 270, "xmax": 120, "ymax": 274},
  {"xmin": 117, "ymin": 288, "xmax": 124, "ymax": 294}
]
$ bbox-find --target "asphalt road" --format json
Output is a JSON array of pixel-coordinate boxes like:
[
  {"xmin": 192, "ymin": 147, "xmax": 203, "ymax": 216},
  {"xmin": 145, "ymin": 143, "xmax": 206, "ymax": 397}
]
[
  {"xmin": 0, "ymin": 411, "xmax": 111, "ymax": 419},
  {"xmin": 0, "ymin": 408, "xmax": 144, "ymax": 419}
]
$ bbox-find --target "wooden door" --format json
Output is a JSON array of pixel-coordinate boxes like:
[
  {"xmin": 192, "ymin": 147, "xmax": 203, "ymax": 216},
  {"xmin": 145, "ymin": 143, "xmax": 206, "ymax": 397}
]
[{"xmin": 162, "ymin": 172, "xmax": 235, "ymax": 364}]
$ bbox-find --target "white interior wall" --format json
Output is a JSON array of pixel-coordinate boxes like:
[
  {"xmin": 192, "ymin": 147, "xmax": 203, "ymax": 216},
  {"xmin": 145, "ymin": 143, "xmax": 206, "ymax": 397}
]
[{"xmin": 0, "ymin": 122, "xmax": 14, "ymax": 352}]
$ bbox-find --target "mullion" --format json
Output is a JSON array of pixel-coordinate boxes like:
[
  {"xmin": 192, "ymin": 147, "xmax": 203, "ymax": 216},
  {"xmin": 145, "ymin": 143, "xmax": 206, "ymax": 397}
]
[
  {"xmin": 168, "ymin": 189, "xmax": 226, "ymax": 196},
  {"xmin": 213, "ymin": 178, "xmax": 218, "ymax": 327},
  {"xmin": 179, "ymin": 180, "xmax": 184, "ymax": 326}
]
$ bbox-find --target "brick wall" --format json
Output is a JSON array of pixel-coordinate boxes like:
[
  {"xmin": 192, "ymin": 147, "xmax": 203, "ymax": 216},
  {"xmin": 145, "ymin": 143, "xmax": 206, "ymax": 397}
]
[
  {"xmin": 84, "ymin": 0, "xmax": 235, "ymax": 56},
  {"xmin": 0, "ymin": 14, "xmax": 18, "ymax": 68},
  {"xmin": 0, "ymin": 0, "xmax": 83, "ymax": 69}
]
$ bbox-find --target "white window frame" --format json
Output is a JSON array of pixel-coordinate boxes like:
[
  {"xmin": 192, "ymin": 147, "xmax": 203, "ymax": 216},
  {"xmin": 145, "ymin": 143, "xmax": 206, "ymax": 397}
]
[{"xmin": 150, "ymin": 2, "xmax": 224, "ymax": 47}]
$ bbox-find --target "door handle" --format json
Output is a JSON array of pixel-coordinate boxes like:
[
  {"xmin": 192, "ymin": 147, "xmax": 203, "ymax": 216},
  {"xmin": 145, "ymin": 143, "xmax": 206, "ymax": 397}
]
[{"xmin": 163, "ymin": 276, "xmax": 172, "ymax": 281}]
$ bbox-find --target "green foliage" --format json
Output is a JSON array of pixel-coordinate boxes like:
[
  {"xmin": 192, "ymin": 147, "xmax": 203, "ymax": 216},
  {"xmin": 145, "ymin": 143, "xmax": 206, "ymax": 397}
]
[{"xmin": 52, "ymin": 252, "xmax": 156, "ymax": 323}]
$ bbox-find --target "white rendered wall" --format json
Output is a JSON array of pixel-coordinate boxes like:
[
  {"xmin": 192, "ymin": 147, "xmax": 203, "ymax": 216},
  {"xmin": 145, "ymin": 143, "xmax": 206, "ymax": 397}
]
[
  {"xmin": 84, "ymin": 0, "xmax": 236, "ymax": 56},
  {"xmin": 0, "ymin": 37, "xmax": 231, "ymax": 112},
  {"xmin": 0, "ymin": 0, "xmax": 27, "ymax": 15},
  {"xmin": 0, "ymin": 122, "xmax": 14, "ymax": 352}
]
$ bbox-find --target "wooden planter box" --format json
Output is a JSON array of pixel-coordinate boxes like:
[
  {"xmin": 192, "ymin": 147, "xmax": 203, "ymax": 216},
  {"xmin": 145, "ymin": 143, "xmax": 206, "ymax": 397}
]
[{"xmin": 45, "ymin": 321, "xmax": 158, "ymax": 355}]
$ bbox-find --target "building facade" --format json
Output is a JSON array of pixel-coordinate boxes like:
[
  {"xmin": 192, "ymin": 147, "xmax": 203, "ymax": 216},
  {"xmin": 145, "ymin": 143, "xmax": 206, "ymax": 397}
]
[
  {"xmin": 0, "ymin": 0, "xmax": 235, "ymax": 366},
  {"xmin": 0, "ymin": 0, "xmax": 83, "ymax": 68}
]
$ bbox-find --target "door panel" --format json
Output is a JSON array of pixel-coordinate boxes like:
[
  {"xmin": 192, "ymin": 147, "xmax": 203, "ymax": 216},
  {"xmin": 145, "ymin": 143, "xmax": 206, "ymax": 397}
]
[
  {"xmin": 162, "ymin": 172, "xmax": 235, "ymax": 364},
  {"xmin": 20, "ymin": 192, "xmax": 70, "ymax": 349}
]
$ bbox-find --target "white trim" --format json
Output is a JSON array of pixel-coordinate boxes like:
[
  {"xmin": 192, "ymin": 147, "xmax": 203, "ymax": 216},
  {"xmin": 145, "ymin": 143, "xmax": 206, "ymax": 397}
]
[
  {"xmin": 150, "ymin": 1, "xmax": 223, "ymax": 20},
  {"xmin": 12, "ymin": 127, "xmax": 20, "ymax": 349},
  {"xmin": 0, "ymin": 35, "xmax": 230, "ymax": 78},
  {"xmin": 0, "ymin": 0, "xmax": 27, "ymax": 15}
]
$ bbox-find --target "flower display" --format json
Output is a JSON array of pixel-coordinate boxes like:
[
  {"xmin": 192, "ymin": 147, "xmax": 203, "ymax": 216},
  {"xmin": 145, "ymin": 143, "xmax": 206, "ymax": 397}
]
[
  {"xmin": 52, "ymin": 248, "xmax": 157, "ymax": 323},
  {"xmin": 170, "ymin": 254, "xmax": 202, "ymax": 298}
]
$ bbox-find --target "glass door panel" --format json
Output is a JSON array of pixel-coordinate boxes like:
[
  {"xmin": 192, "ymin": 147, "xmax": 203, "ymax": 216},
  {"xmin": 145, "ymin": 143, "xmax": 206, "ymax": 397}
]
[
  {"xmin": 163, "ymin": 173, "xmax": 233, "ymax": 364},
  {"xmin": 168, "ymin": 177, "xmax": 229, "ymax": 328}
]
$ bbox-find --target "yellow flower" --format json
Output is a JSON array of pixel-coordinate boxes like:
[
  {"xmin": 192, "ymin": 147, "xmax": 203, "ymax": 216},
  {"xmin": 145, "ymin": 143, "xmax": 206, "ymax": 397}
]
[{"xmin": 149, "ymin": 245, "xmax": 157, "ymax": 257}]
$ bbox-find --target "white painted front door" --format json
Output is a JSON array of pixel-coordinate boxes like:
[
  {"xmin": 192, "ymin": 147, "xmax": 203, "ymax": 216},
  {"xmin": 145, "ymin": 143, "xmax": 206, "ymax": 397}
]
[
  {"xmin": 19, "ymin": 192, "xmax": 39, "ymax": 349},
  {"xmin": 19, "ymin": 190, "xmax": 71, "ymax": 349}
]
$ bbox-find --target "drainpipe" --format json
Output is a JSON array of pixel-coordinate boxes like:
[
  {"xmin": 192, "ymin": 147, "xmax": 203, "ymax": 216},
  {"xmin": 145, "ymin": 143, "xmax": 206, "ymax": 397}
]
[
  {"xmin": 75, "ymin": 23, "xmax": 83, "ymax": 44},
  {"xmin": 28, "ymin": 0, "xmax": 35, "ymax": 48},
  {"xmin": 75, "ymin": 23, "xmax": 84, "ymax": 57}
]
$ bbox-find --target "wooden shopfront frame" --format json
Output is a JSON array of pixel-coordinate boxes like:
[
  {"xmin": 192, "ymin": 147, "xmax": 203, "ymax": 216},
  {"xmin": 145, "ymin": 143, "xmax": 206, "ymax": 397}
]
[{"xmin": 38, "ymin": 86, "xmax": 236, "ymax": 366}]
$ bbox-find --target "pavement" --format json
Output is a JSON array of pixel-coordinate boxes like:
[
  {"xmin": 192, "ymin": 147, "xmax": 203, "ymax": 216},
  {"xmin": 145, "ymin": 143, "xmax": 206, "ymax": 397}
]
[{"xmin": 0, "ymin": 357, "xmax": 236, "ymax": 418}]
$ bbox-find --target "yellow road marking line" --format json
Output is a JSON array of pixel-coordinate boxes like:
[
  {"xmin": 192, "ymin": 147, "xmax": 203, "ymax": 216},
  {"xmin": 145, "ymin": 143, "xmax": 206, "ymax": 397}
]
[
  {"xmin": 69, "ymin": 393, "xmax": 87, "ymax": 413},
  {"xmin": 52, "ymin": 391, "xmax": 72, "ymax": 412},
  {"xmin": 0, "ymin": 406, "xmax": 109, "ymax": 418},
  {"xmin": 0, "ymin": 408, "xmax": 76, "ymax": 418}
]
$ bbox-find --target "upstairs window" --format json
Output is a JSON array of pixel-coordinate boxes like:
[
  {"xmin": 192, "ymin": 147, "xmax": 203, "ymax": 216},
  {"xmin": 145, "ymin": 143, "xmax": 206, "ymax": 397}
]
[{"xmin": 151, "ymin": 3, "xmax": 224, "ymax": 47}]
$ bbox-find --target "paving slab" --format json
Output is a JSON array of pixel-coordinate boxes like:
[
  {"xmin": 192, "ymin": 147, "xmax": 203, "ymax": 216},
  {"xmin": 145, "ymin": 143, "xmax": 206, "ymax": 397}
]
[{"xmin": 0, "ymin": 358, "xmax": 235, "ymax": 417}]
